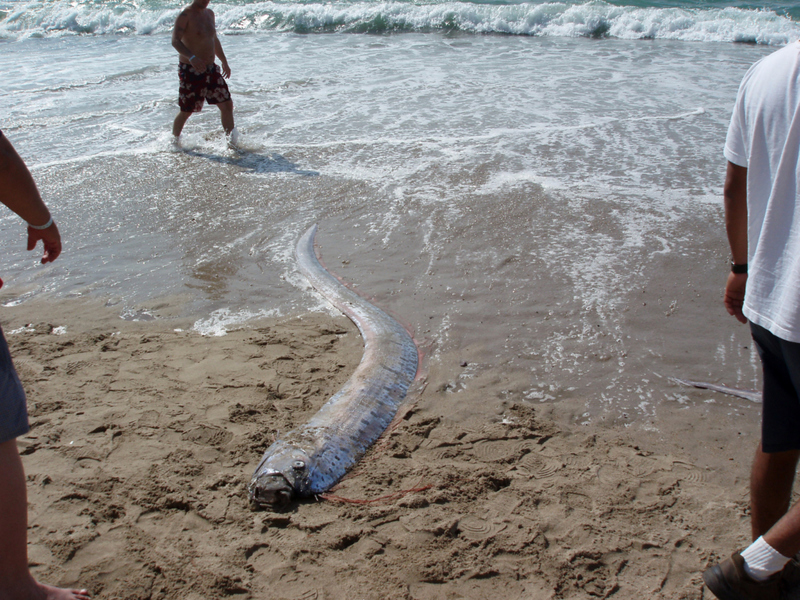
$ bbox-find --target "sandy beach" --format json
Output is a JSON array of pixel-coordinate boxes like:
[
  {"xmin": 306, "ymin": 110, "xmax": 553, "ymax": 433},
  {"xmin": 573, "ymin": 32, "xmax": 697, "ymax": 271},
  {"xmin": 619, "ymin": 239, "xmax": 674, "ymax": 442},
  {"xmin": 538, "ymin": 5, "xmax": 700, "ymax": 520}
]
[
  {"xmin": 3, "ymin": 11, "xmax": 794, "ymax": 598},
  {"xmin": 5, "ymin": 294, "xmax": 763, "ymax": 600}
]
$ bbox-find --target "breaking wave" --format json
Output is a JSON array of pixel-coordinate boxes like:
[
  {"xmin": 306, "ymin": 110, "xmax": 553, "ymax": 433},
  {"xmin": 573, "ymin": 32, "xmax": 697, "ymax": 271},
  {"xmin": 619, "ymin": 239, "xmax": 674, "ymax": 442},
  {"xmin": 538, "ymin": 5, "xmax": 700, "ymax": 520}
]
[{"xmin": 0, "ymin": 0, "xmax": 797, "ymax": 44}]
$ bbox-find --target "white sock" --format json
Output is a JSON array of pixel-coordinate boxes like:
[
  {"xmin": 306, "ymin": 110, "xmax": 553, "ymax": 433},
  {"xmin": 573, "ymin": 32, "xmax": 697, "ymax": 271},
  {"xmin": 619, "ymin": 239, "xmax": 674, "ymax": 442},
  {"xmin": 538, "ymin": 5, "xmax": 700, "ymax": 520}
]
[{"xmin": 741, "ymin": 536, "xmax": 790, "ymax": 581}]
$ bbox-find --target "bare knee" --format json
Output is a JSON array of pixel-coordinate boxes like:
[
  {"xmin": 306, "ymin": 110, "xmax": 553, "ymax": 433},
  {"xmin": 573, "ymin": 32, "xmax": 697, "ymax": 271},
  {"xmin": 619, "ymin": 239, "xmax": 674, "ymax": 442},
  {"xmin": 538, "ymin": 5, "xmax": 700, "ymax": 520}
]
[{"xmin": 756, "ymin": 444, "xmax": 800, "ymax": 471}]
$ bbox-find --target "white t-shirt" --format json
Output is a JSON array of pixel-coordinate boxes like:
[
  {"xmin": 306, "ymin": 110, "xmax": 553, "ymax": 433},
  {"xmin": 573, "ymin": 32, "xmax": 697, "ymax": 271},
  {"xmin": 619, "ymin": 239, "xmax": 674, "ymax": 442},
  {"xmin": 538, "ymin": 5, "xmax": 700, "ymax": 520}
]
[{"xmin": 725, "ymin": 40, "xmax": 800, "ymax": 342}]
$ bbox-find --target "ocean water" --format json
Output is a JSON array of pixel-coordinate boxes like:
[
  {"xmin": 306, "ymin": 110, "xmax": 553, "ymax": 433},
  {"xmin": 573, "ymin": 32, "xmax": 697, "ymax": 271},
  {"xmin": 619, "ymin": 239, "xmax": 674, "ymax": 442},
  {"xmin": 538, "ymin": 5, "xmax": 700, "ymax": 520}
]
[
  {"xmin": 1, "ymin": 0, "xmax": 798, "ymax": 40},
  {"xmin": 0, "ymin": 0, "xmax": 798, "ymax": 427}
]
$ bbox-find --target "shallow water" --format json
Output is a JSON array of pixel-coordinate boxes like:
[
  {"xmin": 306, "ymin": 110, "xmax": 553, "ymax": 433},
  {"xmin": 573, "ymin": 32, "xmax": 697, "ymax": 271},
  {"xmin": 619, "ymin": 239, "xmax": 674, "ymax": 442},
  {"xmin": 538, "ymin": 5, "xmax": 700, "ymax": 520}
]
[{"xmin": 0, "ymin": 28, "xmax": 783, "ymax": 427}]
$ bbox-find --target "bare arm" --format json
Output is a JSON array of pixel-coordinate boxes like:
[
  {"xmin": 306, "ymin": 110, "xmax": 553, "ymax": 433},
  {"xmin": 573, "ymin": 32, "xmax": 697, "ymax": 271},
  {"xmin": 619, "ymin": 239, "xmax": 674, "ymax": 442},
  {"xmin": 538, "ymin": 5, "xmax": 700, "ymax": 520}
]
[
  {"xmin": 0, "ymin": 134, "xmax": 61, "ymax": 264},
  {"xmin": 215, "ymin": 35, "xmax": 230, "ymax": 78},
  {"xmin": 172, "ymin": 11, "xmax": 206, "ymax": 70},
  {"xmin": 213, "ymin": 14, "xmax": 230, "ymax": 78},
  {"xmin": 723, "ymin": 160, "xmax": 748, "ymax": 324}
]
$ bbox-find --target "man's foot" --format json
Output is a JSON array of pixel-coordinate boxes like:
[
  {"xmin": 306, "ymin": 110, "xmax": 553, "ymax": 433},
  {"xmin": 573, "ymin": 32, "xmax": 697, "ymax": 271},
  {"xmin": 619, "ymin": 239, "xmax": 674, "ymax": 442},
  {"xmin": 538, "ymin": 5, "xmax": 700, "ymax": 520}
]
[
  {"xmin": 226, "ymin": 127, "xmax": 240, "ymax": 149},
  {"xmin": 38, "ymin": 583, "xmax": 91, "ymax": 600},
  {"xmin": 781, "ymin": 555, "xmax": 800, "ymax": 599},
  {"xmin": 703, "ymin": 551, "xmax": 781, "ymax": 600},
  {"xmin": 0, "ymin": 580, "xmax": 91, "ymax": 600}
]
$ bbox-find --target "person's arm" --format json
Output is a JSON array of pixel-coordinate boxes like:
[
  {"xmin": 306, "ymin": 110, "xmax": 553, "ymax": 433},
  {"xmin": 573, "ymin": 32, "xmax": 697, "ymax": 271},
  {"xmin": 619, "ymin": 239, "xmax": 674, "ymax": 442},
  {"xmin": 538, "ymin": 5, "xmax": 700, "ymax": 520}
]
[
  {"xmin": 214, "ymin": 36, "xmax": 230, "ymax": 78},
  {"xmin": 0, "ymin": 134, "xmax": 61, "ymax": 264},
  {"xmin": 212, "ymin": 13, "xmax": 230, "ymax": 78},
  {"xmin": 724, "ymin": 160, "xmax": 748, "ymax": 324},
  {"xmin": 215, "ymin": 35, "xmax": 230, "ymax": 78},
  {"xmin": 172, "ymin": 11, "xmax": 206, "ymax": 71}
]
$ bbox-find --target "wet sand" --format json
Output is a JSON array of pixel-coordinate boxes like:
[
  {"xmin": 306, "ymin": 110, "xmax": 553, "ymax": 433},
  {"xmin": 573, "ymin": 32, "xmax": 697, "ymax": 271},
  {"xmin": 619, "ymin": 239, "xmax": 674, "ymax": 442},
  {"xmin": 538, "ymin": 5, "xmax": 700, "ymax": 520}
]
[{"xmin": 6, "ymin": 296, "xmax": 763, "ymax": 599}]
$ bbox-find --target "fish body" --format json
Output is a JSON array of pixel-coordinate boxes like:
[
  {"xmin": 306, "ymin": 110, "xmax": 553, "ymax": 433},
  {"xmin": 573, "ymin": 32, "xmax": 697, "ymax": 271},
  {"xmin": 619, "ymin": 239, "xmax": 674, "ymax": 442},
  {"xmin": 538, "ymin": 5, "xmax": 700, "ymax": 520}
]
[{"xmin": 249, "ymin": 225, "xmax": 419, "ymax": 508}]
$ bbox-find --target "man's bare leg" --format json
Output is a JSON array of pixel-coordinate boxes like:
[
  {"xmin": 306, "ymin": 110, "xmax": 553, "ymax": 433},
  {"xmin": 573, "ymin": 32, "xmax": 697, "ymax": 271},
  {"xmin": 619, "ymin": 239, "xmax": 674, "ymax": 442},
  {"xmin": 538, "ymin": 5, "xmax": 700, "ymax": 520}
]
[
  {"xmin": 0, "ymin": 440, "xmax": 90, "ymax": 600},
  {"xmin": 763, "ymin": 502, "xmax": 800, "ymax": 560},
  {"xmin": 217, "ymin": 100, "xmax": 234, "ymax": 135},
  {"xmin": 750, "ymin": 442, "xmax": 800, "ymax": 541},
  {"xmin": 173, "ymin": 110, "xmax": 193, "ymax": 137}
]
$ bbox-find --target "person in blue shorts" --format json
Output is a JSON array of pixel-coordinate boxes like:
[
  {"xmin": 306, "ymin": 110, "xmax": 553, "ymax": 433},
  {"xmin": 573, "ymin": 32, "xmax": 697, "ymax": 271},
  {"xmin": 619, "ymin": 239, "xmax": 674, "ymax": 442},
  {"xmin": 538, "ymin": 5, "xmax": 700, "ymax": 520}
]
[{"xmin": 0, "ymin": 131, "xmax": 90, "ymax": 600}]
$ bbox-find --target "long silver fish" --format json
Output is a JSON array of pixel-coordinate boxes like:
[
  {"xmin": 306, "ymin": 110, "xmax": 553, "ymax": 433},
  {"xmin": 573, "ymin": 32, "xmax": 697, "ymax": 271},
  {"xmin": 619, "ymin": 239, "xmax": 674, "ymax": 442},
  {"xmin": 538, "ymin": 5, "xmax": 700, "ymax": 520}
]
[
  {"xmin": 249, "ymin": 224, "xmax": 419, "ymax": 508},
  {"xmin": 672, "ymin": 378, "xmax": 762, "ymax": 403}
]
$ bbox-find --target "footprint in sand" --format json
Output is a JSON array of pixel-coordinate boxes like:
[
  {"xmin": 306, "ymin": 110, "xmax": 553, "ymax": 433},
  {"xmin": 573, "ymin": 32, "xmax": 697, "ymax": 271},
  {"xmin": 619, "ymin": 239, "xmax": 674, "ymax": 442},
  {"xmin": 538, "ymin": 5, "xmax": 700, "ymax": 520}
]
[
  {"xmin": 622, "ymin": 455, "xmax": 661, "ymax": 478},
  {"xmin": 471, "ymin": 439, "xmax": 537, "ymax": 463},
  {"xmin": 671, "ymin": 460, "xmax": 708, "ymax": 483},
  {"xmin": 457, "ymin": 515, "xmax": 507, "ymax": 541},
  {"xmin": 246, "ymin": 543, "xmax": 290, "ymax": 573},
  {"xmin": 137, "ymin": 410, "xmax": 160, "ymax": 428},
  {"xmin": 181, "ymin": 423, "xmax": 233, "ymax": 447},
  {"xmin": 425, "ymin": 445, "xmax": 460, "ymax": 461},
  {"xmin": 519, "ymin": 454, "xmax": 562, "ymax": 480},
  {"xmin": 561, "ymin": 488, "xmax": 594, "ymax": 512},
  {"xmin": 562, "ymin": 453, "xmax": 598, "ymax": 480},
  {"xmin": 563, "ymin": 453, "xmax": 593, "ymax": 470},
  {"xmin": 399, "ymin": 513, "xmax": 435, "ymax": 533},
  {"xmin": 263, "ymin": 526, "xmax": 307, "ymax": 547}
]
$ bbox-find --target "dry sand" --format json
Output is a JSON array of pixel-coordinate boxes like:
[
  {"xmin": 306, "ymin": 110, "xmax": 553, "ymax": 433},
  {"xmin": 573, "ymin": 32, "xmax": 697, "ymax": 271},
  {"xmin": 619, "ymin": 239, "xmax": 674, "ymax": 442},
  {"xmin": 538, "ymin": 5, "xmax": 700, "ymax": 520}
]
[{"xmin": 5, "ymin": 297, "xmax": 768, "ymax": 600}]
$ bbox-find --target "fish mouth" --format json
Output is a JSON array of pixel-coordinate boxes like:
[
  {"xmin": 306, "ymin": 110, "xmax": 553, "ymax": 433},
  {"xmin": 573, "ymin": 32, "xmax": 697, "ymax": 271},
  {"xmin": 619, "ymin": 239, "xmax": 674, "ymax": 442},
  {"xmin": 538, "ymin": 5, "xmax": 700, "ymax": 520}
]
[{"xmin": 249, "ymin": 472, "xmax": 294, "ymax": 509}]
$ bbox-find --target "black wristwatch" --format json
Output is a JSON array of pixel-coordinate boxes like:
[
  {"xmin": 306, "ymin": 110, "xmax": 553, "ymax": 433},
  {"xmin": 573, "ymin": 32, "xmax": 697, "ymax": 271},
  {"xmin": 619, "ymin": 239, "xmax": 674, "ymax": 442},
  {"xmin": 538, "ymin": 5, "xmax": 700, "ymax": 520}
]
[{"xmin": 731, "ymin": 261, "xmax": 748, "ymax": 274}]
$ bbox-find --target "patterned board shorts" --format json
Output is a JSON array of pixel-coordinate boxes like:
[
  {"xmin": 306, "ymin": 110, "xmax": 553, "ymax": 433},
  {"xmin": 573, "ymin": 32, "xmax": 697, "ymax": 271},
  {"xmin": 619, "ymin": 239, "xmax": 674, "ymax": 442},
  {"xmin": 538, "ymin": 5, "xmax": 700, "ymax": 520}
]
[
  {"xmin": 178, "ymin": 62, "xmax": 232, "ymax": 113},
  {"xmin": 0, "ymin": 325, "xmax": 28, "ymax": 444}
]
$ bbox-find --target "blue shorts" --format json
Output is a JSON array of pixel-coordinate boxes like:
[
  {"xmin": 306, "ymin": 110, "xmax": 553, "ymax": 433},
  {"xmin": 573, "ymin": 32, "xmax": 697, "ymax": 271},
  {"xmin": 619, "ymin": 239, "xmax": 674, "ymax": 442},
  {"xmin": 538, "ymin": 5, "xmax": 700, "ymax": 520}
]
[
  {"xmin": 0, "ymin": 325, "xmax": 28, "ymax": 444},
  {"xmin": 751, "ymin": 322, "xmax": 800, "ymax": 453}
]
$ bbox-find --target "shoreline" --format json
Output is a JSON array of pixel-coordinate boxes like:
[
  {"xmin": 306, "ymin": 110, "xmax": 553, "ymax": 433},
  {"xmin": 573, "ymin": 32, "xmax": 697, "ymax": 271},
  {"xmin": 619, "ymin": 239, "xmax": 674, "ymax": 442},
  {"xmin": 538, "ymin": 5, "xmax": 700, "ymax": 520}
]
[{"xmin": 4, "ymin": 298, "xmax": 761, "ymax": 599}]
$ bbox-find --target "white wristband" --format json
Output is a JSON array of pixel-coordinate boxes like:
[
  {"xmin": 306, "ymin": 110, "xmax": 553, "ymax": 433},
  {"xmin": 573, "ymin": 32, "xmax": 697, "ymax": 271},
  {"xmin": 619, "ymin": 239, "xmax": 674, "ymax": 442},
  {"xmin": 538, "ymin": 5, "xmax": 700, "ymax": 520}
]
[
  {"xmin": 28, "ymin": 217, "xmax": 53, "ymax": 230},
  {"xmin": 189, "ymin": 55, "xmax": 196, "ymax": 61}
]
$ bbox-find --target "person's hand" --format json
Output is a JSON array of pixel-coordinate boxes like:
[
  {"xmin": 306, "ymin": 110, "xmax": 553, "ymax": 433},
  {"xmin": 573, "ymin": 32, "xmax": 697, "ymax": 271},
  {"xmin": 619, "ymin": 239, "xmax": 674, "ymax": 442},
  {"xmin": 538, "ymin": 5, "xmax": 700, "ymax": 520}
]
[
  {"xmin": 724, "ymin": 271, "xmax": 748, "ymax": 324},
  {"xmin": 27, "ymin": 221, "xmax": 61, "ymax": 264},
  {"xmin": 221, "ymin": 61, "xmax": 231, "ymax": 79},
  {"xmin": 189, "ymin": 55, "xmax": 207, "ymax": 71}
]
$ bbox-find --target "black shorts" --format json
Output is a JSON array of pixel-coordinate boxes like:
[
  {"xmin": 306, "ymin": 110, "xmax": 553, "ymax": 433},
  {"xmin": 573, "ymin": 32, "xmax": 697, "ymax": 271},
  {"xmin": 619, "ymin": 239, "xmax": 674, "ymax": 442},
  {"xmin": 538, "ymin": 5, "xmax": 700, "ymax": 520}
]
[
  {"xmin": 751, "ymin": 322, "xmax": 800, "ymax": 453},
  {"xmin": 0, "ymin": 325, "xmax": 28, "ymax": 444}
]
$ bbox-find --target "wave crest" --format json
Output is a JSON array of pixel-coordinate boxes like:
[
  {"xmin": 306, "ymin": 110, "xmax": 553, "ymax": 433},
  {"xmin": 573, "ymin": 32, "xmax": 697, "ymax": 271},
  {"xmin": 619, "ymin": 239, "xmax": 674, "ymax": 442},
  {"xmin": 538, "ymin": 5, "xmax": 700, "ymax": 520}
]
[{"xmin": 1, "ymin": 0, "xmax": 797, "ymax": 45}]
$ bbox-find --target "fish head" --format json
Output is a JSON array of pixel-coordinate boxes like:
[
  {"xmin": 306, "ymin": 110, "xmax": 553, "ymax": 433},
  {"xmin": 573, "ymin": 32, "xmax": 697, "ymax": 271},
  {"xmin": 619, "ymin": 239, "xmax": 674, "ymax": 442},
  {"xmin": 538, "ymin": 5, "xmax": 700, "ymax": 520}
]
[
  {"xmin": 249, "ymin": 470, "xmax": 295, "ymax": 509},
  {"xmin": 249, "ymin": 444, "xmax": 311, "ymax": 510}
]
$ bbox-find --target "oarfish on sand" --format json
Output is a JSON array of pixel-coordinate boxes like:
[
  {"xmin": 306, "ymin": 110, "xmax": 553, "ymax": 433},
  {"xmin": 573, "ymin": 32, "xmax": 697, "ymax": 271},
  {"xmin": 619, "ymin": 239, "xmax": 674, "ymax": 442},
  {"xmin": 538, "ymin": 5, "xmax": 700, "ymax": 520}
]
[
  {"xmin": 672, "ymin": 378, "xmax": 762, "ymax": 403},
  {"xmin": 249, "ymin": 224, "xmax": 419, "ymax": 508}
]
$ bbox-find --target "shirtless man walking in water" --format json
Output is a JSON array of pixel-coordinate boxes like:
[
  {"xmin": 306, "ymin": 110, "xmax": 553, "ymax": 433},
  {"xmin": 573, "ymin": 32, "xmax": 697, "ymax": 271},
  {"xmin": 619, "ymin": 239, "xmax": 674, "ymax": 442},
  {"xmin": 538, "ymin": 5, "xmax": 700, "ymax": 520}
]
[{"xmin": 171, "ymin": 0, "xmax": 236, "ymax": 139}]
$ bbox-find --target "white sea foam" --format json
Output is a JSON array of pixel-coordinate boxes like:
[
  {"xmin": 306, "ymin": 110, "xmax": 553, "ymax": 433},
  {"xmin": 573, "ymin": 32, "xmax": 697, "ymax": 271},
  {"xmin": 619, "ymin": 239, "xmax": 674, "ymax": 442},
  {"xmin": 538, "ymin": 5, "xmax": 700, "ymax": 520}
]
[
  {"xmin": 8, "ymin": 324, "xmax": 35, "ymax": 335},
  {"xmin": 193, "ymin": 307, "xmax": 283, "ymax": 336},
  {"xmin": 479, "ymin": 170, "xmax": 568, "ymax": 194},
  {"xmin": 0, "ymin": 0, "xmax": 797, "ymax": 44}
]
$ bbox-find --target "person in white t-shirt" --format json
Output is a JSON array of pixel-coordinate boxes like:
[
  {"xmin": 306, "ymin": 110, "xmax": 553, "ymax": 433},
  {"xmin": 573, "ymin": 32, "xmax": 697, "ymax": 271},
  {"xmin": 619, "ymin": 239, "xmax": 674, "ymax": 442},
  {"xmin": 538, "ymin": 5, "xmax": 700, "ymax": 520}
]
[{"xmin": 703, "ymin": 40, "xmax": 800, "ymax": 600}]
